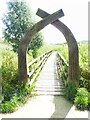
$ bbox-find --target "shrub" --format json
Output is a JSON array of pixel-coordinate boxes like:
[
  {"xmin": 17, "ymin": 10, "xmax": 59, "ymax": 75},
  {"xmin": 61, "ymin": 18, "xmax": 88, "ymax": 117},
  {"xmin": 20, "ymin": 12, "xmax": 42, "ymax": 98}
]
[
  {"xmin": 64, "ymin": 83, "xmax": 77, "ymax": 102},
  {"xmin": 0, "ymin": 50, "xmax": 36, "ymax": 113},
  {"xmin": 0, "ymin": 82, "xmax": 34, "ymax": 113},
  {"xmin": 60, "ymin": 65, "xmax": 68, "ymax": 85},
  {"xmin": 74, "ymin": 88, "xmax": 88, "ymax": 110},
  {"xmin": 79, "ymin": 77, "xmax": 88, "ymax": 90},
  {"xmin": 2, "ymin": 50, "xmax": 18, "ymax": 101},
  {"xmin": 80, "ymin": 68, "xmax": 90, "ymax": 80},
  {"xmin": 0, "ymin": 101, "xmax": 17, "ymax": 113}
]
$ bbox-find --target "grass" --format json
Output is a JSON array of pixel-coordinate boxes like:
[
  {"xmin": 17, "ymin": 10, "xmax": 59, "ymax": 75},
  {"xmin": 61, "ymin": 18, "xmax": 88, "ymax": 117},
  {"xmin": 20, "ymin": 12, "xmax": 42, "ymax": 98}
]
[
  {"xmin": 79, "ymin": 42, "xmax": 88, "ymax": 69},
  {"xmin": 55, "ymin": 41, "xmax": 88, "ymax": 70}
]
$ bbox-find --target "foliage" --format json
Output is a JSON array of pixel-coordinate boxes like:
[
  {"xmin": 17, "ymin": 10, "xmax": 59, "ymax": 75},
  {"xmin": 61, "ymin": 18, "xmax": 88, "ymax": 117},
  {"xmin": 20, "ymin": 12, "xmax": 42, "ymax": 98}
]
[
  {"xmin": 56, "ymin": 42, "xmax": 88, "ymax": 69},
  {"xmin": 37, "ymin": 43, "xmax": 58, "ymax": 57},
  {"xmin": 1, "ymin": 49, "xmax": 35, "ymax": 112},
  {"xmin": 1, "ymin": 42, "xmax": 52, "ymax": 113},
  {"xmin": 74, "ymin": 88, "xmax": 88, "ymax": 110},
  {"xmin": 27, "ymin": 50, "xmax": 34, "ymax": 63},
  {"xmin": 64, "ymin": 83, "xmax": 77, "ymax": 102},
  {"xmin": 78, "ymin": 43, "xmax": 89, "ymax": 89},
  {"xmin": 3, "ymin": 0, "xmax": 43, "ymax": 53},
  {"xmin": 0, "ymin": 101, "xmax": 17, "ymax": 113},
  {"xmin": 0, "ymin": 48, "xmax": 35, "ymax": 113},
  {"xmin": 2, "ymin": 50, "xmax": 18, "ymax": 101},
  {"xmin": 3, "ymin": 0, "xmax": 31, "ymax": 52},
  {"xmin": 60, "ymin": 65, "xmax": 68, "ymax": 81},
  {"xmin": 28, "ymin": 32, "xmax": 43, "ymax": 58},
  {"xmin": 0, "ymin": 83, "xmax": 34, "ymax": 113},
  {"xmin": 79, "ymin": 42, "xmax": 88, "ymax": 69},
  {"xmin": 80, "ymin": 68, "xmax": 90, "ymax": 80},
  {"xmin": 56, "ymin": 42, "xmax": 89, "ymax": 83},
  {"xmin": 55, "ymin": 43, "xmax": 68, "ymax": 61},
  {"xmin": 55, "ymin": 42, "xmax": 90, "ymax": 111},
  {"xmin": 57, "ymin": 55, "xmax": 68, "ymax": 86},
  {"xmin": 79, "ymin": 77, "xmax": 89, "ymax": 90}
]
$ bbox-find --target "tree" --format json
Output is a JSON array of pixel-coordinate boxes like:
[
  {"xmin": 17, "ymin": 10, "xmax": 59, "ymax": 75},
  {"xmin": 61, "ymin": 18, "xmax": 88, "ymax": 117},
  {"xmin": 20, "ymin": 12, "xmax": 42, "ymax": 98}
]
[
  {"xmin": 3, "ymin": 0, "xmax": 43, "ymax": 53},
  {"xmin": 28, "ymin": 32, "xmax": 43, "ymax": 58}
]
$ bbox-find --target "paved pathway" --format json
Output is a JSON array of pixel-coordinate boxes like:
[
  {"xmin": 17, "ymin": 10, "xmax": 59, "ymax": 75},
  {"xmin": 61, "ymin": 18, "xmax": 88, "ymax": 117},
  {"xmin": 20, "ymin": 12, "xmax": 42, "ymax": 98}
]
[{"xmin": 0, "ymin": 52, "xmax": 88, "ymax": 119}]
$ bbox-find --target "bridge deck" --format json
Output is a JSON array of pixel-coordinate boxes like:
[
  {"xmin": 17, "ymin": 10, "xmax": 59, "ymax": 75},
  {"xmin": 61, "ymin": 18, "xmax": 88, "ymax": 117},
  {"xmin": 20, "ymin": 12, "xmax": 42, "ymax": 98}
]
[{"xmin": 32, "ymin": 52, "xmax": 64, "ymax": 95}]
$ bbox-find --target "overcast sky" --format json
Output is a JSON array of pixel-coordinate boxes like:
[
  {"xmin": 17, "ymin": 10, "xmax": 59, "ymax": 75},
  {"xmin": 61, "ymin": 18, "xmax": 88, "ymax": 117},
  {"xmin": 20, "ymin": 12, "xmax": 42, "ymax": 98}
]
[{"xmin": 0, "ymin": 0, "xmax": 88, "ymax": 43}]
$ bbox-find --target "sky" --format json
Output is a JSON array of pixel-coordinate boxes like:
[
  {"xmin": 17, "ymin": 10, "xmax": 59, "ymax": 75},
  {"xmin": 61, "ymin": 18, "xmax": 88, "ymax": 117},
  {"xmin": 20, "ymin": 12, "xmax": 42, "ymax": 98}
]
[{"xmin": 0, "ymin": 0, "xmax": 89, "ymax": 44}]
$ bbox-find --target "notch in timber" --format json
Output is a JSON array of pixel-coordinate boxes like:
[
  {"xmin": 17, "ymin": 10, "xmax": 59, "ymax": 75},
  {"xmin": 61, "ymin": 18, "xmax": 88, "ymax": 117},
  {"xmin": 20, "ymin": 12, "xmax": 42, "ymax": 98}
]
[{"xmin": 36, "ymin": 8, "xmax": 64, "ymax": 19}]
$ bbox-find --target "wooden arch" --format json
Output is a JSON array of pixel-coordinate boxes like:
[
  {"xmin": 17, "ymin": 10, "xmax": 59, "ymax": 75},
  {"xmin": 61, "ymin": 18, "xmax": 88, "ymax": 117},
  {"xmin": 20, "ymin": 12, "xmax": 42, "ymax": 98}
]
[
  {"xmin": 36, "ymin": 9, "xmax": 79, "ymax": 84},
  {"xmin": 18, "ymin": 9, "xmax": 79, "ymax": 84},
  {"xmin": 18, "ymin": 9, "xmax": 64, "ymax": 83}
]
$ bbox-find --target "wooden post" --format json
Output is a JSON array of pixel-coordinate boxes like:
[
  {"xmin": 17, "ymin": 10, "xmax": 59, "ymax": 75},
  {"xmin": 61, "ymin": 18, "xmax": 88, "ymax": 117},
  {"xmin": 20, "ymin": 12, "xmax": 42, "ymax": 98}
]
[
  {"xmin": 36, "ymin": 8, "xmax": 79, "ymax": 84},
  {"xmin": 18, "ymin": 9, "xmax": 64, "ymax": 84}
]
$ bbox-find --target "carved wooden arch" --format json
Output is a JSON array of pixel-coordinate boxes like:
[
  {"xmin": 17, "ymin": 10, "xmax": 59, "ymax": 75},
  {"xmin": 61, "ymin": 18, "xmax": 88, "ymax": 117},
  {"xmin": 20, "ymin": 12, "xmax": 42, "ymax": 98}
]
[
  {"xmin": 18, "ymin": 9, "xmax": 64, "ymax": 83},
  {"xmin": 37, "ymin": 9, "xmax": 79, "ymax": 84},
  {"xmin": 18, "ymin": 8, "xmax": 79, "ymax": 84}
]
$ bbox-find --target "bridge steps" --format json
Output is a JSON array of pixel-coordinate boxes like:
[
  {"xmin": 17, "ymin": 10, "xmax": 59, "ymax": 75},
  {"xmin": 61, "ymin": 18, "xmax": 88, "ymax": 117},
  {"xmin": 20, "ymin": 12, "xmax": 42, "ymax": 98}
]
[{"xmin": 32, "ymin": 52, "xmax": 65, "ymax": 96}]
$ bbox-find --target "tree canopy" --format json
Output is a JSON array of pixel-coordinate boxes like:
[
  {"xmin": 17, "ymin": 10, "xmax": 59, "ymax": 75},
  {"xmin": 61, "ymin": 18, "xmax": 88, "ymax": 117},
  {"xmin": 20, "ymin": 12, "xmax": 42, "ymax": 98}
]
[{"xmin": 3, "ymin": 0, "xmax": 43, "ymax": 56}]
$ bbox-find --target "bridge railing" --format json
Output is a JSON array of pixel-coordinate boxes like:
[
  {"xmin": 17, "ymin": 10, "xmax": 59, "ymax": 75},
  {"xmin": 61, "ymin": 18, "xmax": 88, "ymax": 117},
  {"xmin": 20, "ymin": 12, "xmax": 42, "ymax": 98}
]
[
  {"xmin": 56, "ymin": 52, "xmax": 68, "ymax": 86},
  {"xmin": 27, "ymin": 50, "xmax": 52, "ymax": 86}
]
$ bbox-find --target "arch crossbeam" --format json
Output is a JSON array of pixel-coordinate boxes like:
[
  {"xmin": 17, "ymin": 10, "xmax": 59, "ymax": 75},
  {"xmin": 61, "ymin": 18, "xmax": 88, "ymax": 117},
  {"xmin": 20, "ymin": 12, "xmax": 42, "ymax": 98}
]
[{"xmin": 36, "ymin": 8, "xmax": 79, "ymax": 83}]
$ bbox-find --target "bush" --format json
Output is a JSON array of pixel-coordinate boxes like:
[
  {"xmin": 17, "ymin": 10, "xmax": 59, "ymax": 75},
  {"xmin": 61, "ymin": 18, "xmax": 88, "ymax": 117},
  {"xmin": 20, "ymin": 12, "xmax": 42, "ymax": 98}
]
[
  {"xmin": 60, "ymin": 65, "xmax": 68, "ymax": 85},
  {"xmin": 0, "ymin": 82, "xmax": 34, "ymax": 113},
  {"xmin": 74, "ymin": 88, "xmax": 88, "ymax": 110},
  {"xmin": 0, "ymin": 101, "xmax": 17, "ymax": 113},
  {"xmin": 2, "ymin": 50, "xmax": 18, "ymax": 101},
  {"xmin": 80, "ymin": 68, "xmax": 90, "ymax": 80},
  {"xmin": 0, "ymin": 50, "xmax": 35, "ymax": 113},
  {"xmin": 79, "ymin": 68, "xmax": 89, "ymax": 91},
  {"xmin": 79, "ymin": 77, "xmax": 88, "ymax": 90},
  {"xmin": 65, "ymin": 83, "xmax": 77, "ymax": 102}
]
